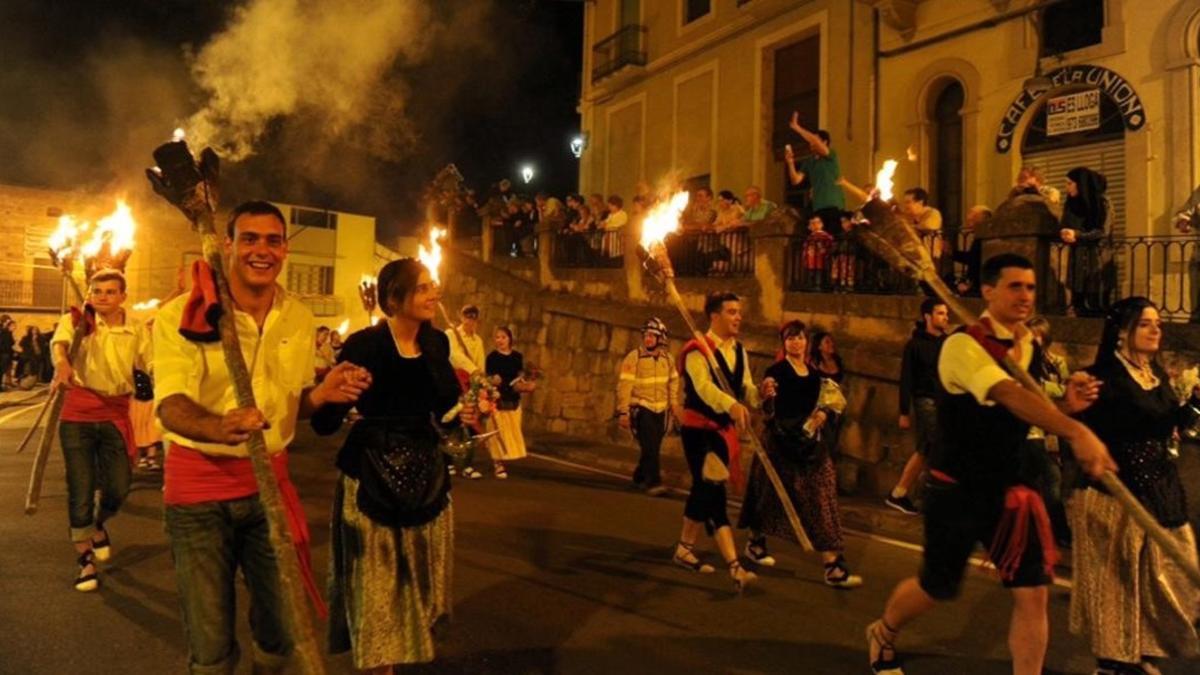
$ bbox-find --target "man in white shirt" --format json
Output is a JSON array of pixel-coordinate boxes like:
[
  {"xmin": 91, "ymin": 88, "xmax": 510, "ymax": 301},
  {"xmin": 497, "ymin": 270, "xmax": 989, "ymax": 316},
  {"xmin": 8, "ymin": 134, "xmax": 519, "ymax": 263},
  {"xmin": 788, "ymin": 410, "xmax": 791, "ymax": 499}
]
[
  {"xmin": 671, "ymin": 291, "xmax": 775, "ymax": 592},
  {"xmin": 866, "ymin": 253, "xmax": 1115, "ymax": 675},
  {"xmin": 51, "ymin": 269, "xmax": 151, "ymax": 592},
  {"xmin": 446, "ymin": 304, "xmax": 485, "ymax": 374}
]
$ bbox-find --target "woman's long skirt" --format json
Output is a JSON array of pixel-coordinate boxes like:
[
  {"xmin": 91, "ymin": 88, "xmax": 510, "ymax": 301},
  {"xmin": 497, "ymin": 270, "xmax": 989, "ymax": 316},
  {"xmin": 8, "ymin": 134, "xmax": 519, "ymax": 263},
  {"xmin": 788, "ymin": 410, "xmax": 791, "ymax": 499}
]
[
  {"xmin": 328, "ymin": 474, "xmax": 454, "ymax": 669},
  {"xmin": 737, "ymin": 438, "xmax": 844, "ymax": 552},
  {"xmin": 1069, "ymin": 487, "xmax": 1199, "ymax": 663},
  {"xmin": 488, "ymin": 408, "xmax": 528, "ymax": 460}
]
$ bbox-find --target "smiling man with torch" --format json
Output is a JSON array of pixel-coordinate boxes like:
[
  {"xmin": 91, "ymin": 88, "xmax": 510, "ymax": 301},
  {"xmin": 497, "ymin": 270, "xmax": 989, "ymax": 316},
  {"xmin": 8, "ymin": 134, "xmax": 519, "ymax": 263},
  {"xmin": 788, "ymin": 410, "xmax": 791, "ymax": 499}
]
[{"xmin": 147, "ymin": 140, "xmax": 369, "ymax": 674}]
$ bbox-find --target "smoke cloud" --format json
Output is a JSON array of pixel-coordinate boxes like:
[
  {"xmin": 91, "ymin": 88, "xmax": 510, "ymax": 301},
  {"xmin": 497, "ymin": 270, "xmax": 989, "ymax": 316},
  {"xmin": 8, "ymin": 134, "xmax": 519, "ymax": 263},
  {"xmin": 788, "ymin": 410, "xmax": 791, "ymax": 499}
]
[{"xmin": 185, "ymin": 0, "xmax": 435, "ymax": 162}]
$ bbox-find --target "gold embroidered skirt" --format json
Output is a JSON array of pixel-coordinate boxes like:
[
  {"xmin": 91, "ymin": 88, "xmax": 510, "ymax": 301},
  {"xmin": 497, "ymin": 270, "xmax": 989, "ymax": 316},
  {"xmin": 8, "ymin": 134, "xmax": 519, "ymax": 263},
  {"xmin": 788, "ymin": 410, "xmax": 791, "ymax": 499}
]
[
  {"xmin": 328, "ymin": 474, "xmax": 453, "ymax": 669},
  {"xmin": 1069, "ymin": 487, "xmax": 1199, "ymax": 662}
]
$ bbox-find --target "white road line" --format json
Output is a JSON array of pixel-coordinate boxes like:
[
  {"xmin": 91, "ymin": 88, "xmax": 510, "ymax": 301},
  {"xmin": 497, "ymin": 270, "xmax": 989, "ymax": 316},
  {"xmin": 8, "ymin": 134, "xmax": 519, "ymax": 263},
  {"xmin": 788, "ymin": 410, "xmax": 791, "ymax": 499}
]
[
  {"xmin": 527, "ymin": 450, "xmax": 1073, "ymax": 590},
  {"xmin": 0, "ymin": 402, "xmax": 43, "ymax": 427}
]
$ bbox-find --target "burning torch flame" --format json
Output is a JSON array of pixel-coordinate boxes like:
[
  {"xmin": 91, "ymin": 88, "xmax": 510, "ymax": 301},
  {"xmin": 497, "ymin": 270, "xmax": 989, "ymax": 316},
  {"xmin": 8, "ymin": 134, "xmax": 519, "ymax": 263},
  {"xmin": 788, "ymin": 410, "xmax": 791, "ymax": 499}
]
[
  {"xmin": 336, "ymin": 319, "xmax": 350, "ymax": 335},
  {"xmin": 360, "ymin": 273, "xmax": 377, "ymax": 286},
  {"xmin": 132, "ymin": 298, "xmax": 161, "ymax": 311},
  {"xmin": 875, "ymin": 160, "xmax": 899, "ymax": 202},
  {"xmin": 80, "ymin": 200, "xmax": 136, "ymax": 262},
  {"xmin": 639, "ymin": 191, "xmax": 690, "ymax": 250},
  {"xmin": 370, "ymin": 316, "xmax": 381, "ymax": 326},
  {"xmin": 418, "ymin": 226, "xmax": 446, "ymax": 285},
  {"xmin": 48, "ymin": 214, "xmax": 83, "ymax": 264},
  {"xmin": 173, "ymin": 128, "xmax": 186, "ymax": 142},
  {"xmin": 905, "ymin": 144, "xmax": 918, "ymax": 162}
]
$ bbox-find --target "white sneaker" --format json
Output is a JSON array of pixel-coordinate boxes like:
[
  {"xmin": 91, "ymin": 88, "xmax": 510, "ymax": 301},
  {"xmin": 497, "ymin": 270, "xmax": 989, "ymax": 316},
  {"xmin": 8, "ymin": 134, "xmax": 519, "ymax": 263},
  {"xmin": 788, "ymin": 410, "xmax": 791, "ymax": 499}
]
[{"xmin": 462, "ymin": 467, "xmax": 483, "ymax": 480}]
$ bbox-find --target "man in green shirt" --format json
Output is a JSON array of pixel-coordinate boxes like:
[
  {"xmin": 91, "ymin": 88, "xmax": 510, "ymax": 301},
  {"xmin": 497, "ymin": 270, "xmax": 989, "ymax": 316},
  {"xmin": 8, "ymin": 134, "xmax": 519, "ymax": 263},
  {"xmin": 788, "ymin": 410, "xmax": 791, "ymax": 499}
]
[
  {"xmin": 785, "ymin": 113, "xmax": 845, "ymax": 235},
  {"xmin": 742, "ymin": 185, "xmax": 777, "ymax": 223}
]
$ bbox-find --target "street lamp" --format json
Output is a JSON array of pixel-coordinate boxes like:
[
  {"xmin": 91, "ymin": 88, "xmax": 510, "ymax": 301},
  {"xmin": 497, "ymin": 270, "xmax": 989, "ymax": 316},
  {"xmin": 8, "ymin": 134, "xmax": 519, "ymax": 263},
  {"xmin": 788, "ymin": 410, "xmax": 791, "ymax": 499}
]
[
  {"xmin": 521, "ymin": 165, "xmax": 535, "ymax": 184},
  {"xmin": 570, "ymin": 135, "xmax": 586, "ymax": 159}
]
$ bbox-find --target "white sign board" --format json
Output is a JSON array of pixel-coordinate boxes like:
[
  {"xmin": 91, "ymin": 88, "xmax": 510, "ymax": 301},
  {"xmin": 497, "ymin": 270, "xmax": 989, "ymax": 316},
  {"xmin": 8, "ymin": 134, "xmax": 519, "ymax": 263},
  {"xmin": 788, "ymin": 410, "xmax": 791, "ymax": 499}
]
[{"xmin": 1046, "ymin": 90, "xmax": 1101, "ymax": 136}]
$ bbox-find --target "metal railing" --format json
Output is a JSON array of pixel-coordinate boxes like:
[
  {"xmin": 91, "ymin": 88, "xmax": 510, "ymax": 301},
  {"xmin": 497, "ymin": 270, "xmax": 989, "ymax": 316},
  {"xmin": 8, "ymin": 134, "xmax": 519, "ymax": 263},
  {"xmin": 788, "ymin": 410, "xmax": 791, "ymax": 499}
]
[
  {"xmin": 666, "ymin": 228, "xmax": 754, "ymax": 278},
  {"xmin": 786, "ymin": 231, "xmax": 968, "ymax": 294},
  {"xmin": 551, "ymin": 230, "xmax": 624, "ymax": 269},
  {"xmin": 1044, "ymin": 235, "xmax": 1199, "ymax": 320},
  {"xmin": 491, "ymin": 224, "xmax": 539, "ymax": 258},
  {"xmin": 592, "ymin": 25, "xmax": 647, "ymax": 83}
]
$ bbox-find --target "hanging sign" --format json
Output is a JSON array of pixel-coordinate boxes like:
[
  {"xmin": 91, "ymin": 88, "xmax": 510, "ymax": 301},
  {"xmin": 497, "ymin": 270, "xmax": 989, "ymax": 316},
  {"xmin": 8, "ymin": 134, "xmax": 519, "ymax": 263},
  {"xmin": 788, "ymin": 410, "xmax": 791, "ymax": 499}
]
[{"xmin": 1045, "ymin": 89, "xmax": 1101, "ymax": 136}]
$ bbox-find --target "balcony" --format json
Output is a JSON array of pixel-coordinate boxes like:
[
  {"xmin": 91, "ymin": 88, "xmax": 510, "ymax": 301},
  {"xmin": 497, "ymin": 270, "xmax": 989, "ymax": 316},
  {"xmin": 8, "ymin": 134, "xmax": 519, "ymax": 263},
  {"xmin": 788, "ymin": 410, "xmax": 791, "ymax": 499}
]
[{"xmin": 592, "ymin": 24, "xmax": 647, "ymax": 84}]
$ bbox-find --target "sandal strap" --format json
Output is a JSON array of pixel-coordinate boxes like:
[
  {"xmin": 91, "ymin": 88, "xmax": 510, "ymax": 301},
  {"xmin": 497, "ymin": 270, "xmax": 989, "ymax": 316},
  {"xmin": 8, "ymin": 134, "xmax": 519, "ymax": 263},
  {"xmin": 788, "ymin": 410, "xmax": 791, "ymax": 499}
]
[{"xmin": 77, "ymin": 550, "xmax": 95, "ymax": 567}]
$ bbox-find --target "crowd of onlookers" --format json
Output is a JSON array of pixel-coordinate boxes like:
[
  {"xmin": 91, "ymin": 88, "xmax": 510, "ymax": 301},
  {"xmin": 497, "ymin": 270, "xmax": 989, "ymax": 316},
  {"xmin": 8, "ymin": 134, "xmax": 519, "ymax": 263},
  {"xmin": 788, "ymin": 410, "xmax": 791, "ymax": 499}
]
[{"xmin": 0, "ymin": 315, "xmax": 53, "ymax": 392}]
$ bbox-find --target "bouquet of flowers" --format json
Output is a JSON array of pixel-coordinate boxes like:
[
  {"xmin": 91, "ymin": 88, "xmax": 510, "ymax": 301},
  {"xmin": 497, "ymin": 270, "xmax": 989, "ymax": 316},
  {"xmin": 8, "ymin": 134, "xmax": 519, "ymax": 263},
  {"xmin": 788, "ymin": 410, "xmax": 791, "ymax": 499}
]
[
  {"xmin": 437, "ymin": 371, "xmax": 502, "ymax": 465},
  {"xmin": 1170, "ymin": 365, "xmax": 1200, "ymax": 441},
  {"xmin": 803, "ymin": 378, "xmax": 848, "ymax": 438}
]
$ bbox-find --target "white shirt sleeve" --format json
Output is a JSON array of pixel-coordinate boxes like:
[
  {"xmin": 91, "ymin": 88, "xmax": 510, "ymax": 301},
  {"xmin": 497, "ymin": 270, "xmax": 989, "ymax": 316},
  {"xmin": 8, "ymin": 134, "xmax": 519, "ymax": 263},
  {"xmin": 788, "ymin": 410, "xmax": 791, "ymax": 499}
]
[{"xmin": 938, "ymin": 332, "xmax": 1012, "ymax": 406}]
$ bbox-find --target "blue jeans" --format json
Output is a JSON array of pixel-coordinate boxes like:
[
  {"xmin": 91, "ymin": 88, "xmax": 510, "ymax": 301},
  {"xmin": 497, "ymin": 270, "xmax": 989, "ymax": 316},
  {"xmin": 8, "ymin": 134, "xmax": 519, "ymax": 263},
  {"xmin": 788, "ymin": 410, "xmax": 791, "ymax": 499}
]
[
  {"xmin": 164, "ymin": 496, "xmax": 292, "ymax": 674},
  {"xmin": 59, "ymin": 421, "xmax": 130, "ymax": 542}
]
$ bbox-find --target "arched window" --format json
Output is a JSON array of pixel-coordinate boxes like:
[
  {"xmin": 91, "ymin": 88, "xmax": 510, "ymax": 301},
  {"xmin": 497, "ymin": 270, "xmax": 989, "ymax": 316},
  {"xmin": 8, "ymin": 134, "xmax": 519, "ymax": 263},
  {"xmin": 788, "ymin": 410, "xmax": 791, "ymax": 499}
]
[{"xmin": 932, "ymin": 81, "xmax": 964, "ymax": 231}]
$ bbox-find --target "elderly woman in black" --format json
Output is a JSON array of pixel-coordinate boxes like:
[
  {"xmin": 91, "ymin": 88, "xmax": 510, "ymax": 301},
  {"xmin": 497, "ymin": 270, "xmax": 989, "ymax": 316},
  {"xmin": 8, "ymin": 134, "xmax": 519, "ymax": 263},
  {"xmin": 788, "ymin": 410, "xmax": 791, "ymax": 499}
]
[
  {"xmin": 1071, "ymin": 297, "xmax": 1199, "ymax": 675},
  {"xmin": 1059, "ymin": 166, "xmax": 1113, "ymax": 317},
  {"xmin": 739, "ymin": 320, "xmax": 862, "ymax": 588},
  {"xmin": 312, "ymin": 258, "xmax": 475, "ymax": 674}
]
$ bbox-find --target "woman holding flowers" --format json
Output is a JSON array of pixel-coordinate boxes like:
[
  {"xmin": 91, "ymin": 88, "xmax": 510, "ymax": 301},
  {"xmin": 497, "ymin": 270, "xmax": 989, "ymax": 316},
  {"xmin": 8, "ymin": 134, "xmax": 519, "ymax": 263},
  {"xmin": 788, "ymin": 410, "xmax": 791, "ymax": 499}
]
[
  {"xmin": 312, "ymin": 258, "xmax": 475, "ymax": 673},
  {"xmin": 485, "ymin": 325, "xmax": 535, "ymax": 478}
]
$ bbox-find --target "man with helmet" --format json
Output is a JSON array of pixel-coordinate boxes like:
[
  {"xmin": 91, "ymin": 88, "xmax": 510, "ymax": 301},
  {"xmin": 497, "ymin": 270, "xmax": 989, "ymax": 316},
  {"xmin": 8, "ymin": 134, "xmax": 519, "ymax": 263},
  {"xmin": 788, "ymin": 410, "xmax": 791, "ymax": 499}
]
[{"xmin": 616, "ymin": 317, "xmax": 683, "ymax": 496}]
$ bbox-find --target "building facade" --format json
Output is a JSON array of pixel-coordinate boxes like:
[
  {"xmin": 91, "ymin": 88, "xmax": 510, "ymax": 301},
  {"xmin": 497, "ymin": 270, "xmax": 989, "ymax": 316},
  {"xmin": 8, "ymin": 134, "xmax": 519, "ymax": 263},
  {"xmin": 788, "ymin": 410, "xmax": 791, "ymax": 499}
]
[{"xmin": 581, "ymin": 0, "xmax": 1200, "ymax": 306}]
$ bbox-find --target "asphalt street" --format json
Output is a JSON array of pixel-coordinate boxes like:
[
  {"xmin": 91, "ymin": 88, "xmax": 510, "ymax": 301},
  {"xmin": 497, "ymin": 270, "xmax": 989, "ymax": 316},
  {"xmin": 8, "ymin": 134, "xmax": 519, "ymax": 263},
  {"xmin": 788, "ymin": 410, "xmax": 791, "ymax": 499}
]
[{"xmin": 1, "ymin": 397, "xmax": 1197, "ymax": 674}]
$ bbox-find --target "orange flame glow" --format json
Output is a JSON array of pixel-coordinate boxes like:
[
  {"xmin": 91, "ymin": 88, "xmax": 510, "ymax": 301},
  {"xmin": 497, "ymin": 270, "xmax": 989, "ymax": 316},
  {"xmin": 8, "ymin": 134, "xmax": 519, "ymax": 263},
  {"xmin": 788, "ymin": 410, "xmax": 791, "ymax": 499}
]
[
  {"xmin": 418, "ymin": 226, "xmax": 447, "ymax": 285},
  {"xmin": 80, "ymin": 200, "xmax": 137, "ymax": 263},
  {"xmin": 875, "ymin": 160, "xmax": 899, "ymax": 202},
  {"xmin": 132, "ymin": 298, "xmax": 161, "ymax": 311},
  {"xmin": 639, "ymin": 191, "xmax": 690, "ymax": 250},
  {"xmin": 336, "ymin": 318, "xmax": 350, "ymax": 335},
  {"xmin": 48, "ymin": 214, "xmax": 84, "ymax": 264},
  {"xmin": 370, "ymin": 316, "xmax": 380, "ymax": 326}
]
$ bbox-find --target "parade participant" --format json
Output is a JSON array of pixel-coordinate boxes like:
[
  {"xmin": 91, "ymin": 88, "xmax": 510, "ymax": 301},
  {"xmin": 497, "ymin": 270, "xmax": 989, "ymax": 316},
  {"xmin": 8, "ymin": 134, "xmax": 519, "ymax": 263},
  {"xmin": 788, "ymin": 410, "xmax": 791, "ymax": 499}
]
[
  {"xmin": 1071, "ymin": 297, "xmax": 1200, "ymax": 674},
  {"xmin": 739, "ymin": 320, "xmax": 863, "ymax": 588},
  {"xmin": 131, "ymin": 366, "xmax": 162, "ymax": 471},
  {"xmin": 154, "ymin": 201, "xmax": 369, "ymax": 673},
  {"xmin": 446, "ymin": 304, "xmax": 486, "ymax": 479},
  {"xmin": 866, "ymin": 253, "xmax": 1116, "ymax": 675},
  {"xmin": 671, "ymin": 291, "xmax": 775, "ymax": 592},
  {"xmin": 808, "ymin": 331, "xmax": 845, "ymax": 462},
  {"xmin": 886, "ymin": 299, "xmax": 949, "ymax": 516},
  {"xmin": 486, "ymin": 325, "xmax": 535, "ymax": 479},
  {"xmin": 616, "ymin": 317, "xmax": 683, "ymax": 496},
  {"xmin": 312, "ymin": 258, "xmax": 474, "ymax": 673},
  {"xmin": 50, "ymin": 269, "xmax": 150, "ymax": 592}
]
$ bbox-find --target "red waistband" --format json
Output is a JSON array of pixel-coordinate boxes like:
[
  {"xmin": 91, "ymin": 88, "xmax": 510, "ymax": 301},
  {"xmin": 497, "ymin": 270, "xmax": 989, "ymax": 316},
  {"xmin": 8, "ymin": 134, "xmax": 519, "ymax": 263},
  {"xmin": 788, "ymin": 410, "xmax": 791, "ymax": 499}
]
[
  {"xmin": 62, "ymin": 388, "xmax": 136, "ymax": 462},
  {"xmin": 681, "ymin": 408, "xmax": 744, "ymax": 489},
  {"xmin": 163, "ymin": 443, "xmax": 328, "ymax": 618}
]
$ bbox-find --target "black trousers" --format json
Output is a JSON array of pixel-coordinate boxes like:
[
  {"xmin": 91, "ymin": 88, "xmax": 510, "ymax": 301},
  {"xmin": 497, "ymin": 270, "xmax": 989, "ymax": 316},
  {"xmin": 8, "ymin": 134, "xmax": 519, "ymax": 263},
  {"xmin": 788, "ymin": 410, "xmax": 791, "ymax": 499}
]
[
  {"xmin": 630, "ymin": 407, "xmax": 666, "ymax": 487},
  {"xmin": 681, "ymin": 426, "xmax": 731, "ymax": 532}
]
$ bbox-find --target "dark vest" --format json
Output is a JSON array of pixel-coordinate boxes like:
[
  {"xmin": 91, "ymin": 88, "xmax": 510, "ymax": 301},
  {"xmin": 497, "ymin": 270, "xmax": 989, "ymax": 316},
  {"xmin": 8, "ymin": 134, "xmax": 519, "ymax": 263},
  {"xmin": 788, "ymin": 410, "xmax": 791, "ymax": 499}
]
[
  {"xmin": 683, "ymin": 341, "xmax": 746, "ymax": 427},
  {"xmin": 931, "ymin": 327, "xmax": 1033, "ymax": 495}
]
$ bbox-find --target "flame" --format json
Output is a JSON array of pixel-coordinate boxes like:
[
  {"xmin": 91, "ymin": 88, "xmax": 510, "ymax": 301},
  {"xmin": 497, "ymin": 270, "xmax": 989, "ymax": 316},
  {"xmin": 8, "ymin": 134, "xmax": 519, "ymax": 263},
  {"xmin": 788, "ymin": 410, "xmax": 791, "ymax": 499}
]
[
  {"xmin": 639, "ymin": 191, "xmax": 690, "ymax": 250},
  {"xmin": 80, "ymin": 200, "xmax": 136, "ymax": 263},
  {"xmin": 132, "ymin": 298, "xmax": 161, "ymax": 311},
  {"xmin": 875, "ymin": 160, "xmax": 899, "ymax": 202},
  {"xmin": 418, "ymin": 226, "xmax": 446, "ymax": 285},
  {"xmin": 370, "ymin": 316, "xmax": 380, "ymax": 326},
  {"xmin": 173, "ymin": 127, "xmax": 186, "ymax": 142},
  {"xmin": 905, "ymin": 144, "xmax": 918, "ymax": 162},
  {"xmin": 336, "ymin": 318, "xmax": 350, "ymax": 335},
  {"xmin": 360, "ymin": 273, "xmax": 376, "ymax": 286},
  {"xmin": 48, "ymin": 214, "xmax": 83, "ymax": 262}
]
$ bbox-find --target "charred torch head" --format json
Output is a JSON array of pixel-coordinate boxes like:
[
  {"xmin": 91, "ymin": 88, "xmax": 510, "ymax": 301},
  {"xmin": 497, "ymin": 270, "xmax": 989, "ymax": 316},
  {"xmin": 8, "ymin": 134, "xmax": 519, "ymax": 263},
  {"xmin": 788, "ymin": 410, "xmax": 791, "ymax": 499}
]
[{"xmin": 147, "ymin": 140, "xmax": 221, "ymax": 225}]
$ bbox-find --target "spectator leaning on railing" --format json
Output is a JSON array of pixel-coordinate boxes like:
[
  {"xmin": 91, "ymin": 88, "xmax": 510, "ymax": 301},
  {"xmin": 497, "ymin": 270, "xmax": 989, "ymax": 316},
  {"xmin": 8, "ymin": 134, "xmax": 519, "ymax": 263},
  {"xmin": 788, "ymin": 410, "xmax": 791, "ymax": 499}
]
[
  {"xmin": 603, "ymin": 195, "xmax": 628, "ymax": 258},
  {"xmin": 742, "ymin": 185, "xmax": 777, "ymax": 224},
  {"xmin": 900, "ymin": 187, "xmax": 944, "ymax": 260}
]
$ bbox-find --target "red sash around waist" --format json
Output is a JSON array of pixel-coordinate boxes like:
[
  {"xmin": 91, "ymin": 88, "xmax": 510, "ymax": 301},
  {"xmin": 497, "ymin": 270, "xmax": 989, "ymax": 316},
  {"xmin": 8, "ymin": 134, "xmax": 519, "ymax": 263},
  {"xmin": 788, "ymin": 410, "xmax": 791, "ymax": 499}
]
[
  {"xmin": 681, "ymin": 408, "xmax": 743, "ymax": 488},
  {"xmin": 61, "ymin": 388, "xmax": 137, "ymax": 463},
  {"xmin": 163, "ymin": 444, "xmax": 327, "ymax": 618}
]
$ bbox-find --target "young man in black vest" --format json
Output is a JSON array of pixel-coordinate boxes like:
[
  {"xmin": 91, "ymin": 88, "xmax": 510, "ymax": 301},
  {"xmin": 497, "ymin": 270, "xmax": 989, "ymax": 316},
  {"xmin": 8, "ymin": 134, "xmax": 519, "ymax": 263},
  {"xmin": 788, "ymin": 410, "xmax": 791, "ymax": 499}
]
[
  {"xmin": 867, "ymin": 254, "xmax": 1116, "ymax": 675},
  {"xmin": 671, "ymin": 291, "xmax": 775, "ymax": 592}
]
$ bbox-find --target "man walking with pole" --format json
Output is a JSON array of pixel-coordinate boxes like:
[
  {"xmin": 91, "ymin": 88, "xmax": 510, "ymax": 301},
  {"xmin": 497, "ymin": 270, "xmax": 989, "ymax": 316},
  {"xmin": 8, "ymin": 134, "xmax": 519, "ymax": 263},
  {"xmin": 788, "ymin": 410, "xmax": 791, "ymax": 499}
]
[
  {"xmin": 867, "ymin": 254, "xmax": 1116, "ymax": 675},
  {"xmin": 51, "ymin": 269, "xmax": 149, "ymax": 592},
  {"xmin": 617, "ymin": 317, "xmax": 682, "ymax": 497},
  {"xmin": 154, "ymin": 201, "xmax": 369, "ymax": 673}
]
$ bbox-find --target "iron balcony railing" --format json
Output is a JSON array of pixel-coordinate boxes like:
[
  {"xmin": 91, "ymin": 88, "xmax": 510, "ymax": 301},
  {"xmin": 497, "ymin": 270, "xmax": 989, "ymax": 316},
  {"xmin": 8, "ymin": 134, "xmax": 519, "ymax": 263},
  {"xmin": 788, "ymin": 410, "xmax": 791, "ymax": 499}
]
[
  {"xmin": 666, "ymin": 228, "xmax": 754, "ymax": 278},
  {"xmin": 552, "ymin": 230, "xmax": 624, "ymax": 269},
  {"xmin": 592, "ymin": 24, "xmax": 647, "ymax": 83},
  {"xmin": 787, "ymin": 231, "xmax": 970, "ymax": 295}
]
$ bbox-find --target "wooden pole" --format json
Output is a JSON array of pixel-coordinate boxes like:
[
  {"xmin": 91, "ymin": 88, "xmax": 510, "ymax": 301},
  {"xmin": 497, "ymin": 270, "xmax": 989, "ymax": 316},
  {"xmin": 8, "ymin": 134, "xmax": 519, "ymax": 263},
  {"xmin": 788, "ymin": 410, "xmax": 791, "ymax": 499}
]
[
  {"xmin": 147, "ymin": 143, "xmax": 326, "ymax": 674},
  {"xmin": 648, "ymin": 250, "xmax": 814, "ymax": 552},
  {"xmin": 858, "ymin": 196, "xmax": 1200, "ymax": 589},
  {"xmin": 23, "ymin": 275, "xmax": 87, "ymax": 513}
]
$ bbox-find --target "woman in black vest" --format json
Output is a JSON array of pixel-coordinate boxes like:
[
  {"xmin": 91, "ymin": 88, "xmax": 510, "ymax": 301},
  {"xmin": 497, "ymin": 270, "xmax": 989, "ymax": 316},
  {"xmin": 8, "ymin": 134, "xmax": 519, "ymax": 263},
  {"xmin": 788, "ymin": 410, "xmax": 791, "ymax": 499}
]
[
  {"xmin": 1070, "ymin": 297, "xmax": 1199, "ymax": 674},
  {"xmin": 312, "ymin": 258, "xmax": 474, "ymax": 672},
  {"xmin": 739, "ymin": 320, "xmax": 862, "ymax": 588}
]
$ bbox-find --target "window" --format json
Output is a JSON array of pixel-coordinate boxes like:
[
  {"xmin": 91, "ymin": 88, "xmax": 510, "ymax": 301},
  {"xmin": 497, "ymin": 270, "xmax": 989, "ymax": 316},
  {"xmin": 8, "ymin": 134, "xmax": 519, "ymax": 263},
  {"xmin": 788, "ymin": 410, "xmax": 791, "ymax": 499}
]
[
  {"xmin": 932, "ymin": 82, "xmax": 964, "ymax": 231},
  {"xmin": 32, "ymin": 257, "xmax": 61, "ymax": 307},
  {"xmin": 684, "ymin": 0, "xmax": 710, "ymax": 25},
  {"xmin": 289, "ymin": 207, "xmax": 338, "ymax": 230},
  {"xmin": 1041, "ymin": 0, "xmax": 1103, "ymax": 56},
  {"xmin": 286, "ymin": 263, "xmax": 334, "ymax": 295},
  {"xmin": 773, "ymin": 35, "xmax": 820, "ymax": 210}
]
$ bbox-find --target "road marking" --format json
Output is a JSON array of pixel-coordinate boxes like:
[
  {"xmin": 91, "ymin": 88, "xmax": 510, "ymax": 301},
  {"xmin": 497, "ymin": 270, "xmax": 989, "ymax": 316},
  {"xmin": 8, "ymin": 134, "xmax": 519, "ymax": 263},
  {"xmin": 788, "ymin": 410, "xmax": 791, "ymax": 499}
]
[
  {"xmin": 527, "ymin": 451, "xmax": 1073, "ymax": 590},
  {"xmin": 0, "ymin": 402, "xmax": 43, "ymax": 427}
]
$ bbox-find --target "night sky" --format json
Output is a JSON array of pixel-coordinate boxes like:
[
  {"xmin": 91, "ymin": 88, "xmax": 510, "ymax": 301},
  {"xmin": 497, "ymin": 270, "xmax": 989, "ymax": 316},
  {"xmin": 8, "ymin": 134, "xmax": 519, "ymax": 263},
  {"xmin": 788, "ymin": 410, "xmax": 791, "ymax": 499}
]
[{"xmin": 0, "ymin": 0, "xmax": 583, "ymax": 239}]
